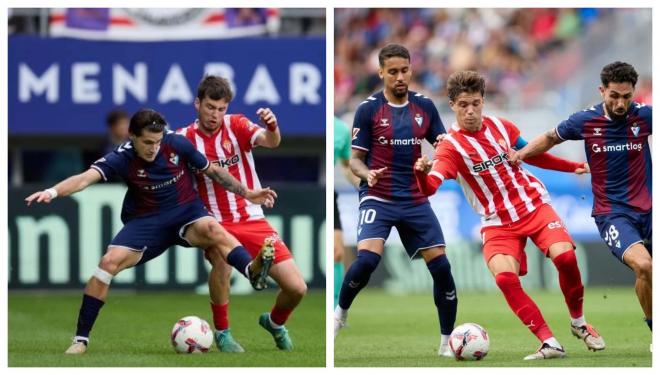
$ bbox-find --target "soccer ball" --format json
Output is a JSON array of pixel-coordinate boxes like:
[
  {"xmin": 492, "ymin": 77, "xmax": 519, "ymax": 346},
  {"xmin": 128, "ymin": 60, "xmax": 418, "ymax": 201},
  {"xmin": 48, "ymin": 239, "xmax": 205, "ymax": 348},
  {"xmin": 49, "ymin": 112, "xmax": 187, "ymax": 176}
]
[
  {"xmin": 170, "ymin": 316, "xmax": 213, "ymax": 353},
  {"xmin": 448, "ymin": 323, "xmax": 489, "ymax": 361}
]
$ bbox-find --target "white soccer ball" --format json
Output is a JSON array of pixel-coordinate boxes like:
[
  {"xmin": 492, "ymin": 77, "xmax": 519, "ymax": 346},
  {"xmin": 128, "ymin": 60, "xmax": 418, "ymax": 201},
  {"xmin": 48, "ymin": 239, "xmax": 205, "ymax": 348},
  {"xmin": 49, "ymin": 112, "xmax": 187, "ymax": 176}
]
[
  {"xmin": 449, "ymin": 323, "xmax": 490, "ymax": 361},
  {"xmin": 170, "ymin": 316, "xmax": 214, "ymax": 353}
]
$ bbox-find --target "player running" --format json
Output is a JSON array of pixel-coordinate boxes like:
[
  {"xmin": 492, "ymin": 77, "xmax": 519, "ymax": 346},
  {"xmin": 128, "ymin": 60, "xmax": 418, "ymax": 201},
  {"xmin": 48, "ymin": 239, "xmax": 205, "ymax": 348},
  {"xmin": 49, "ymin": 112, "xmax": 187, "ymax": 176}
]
[
  {"xmin": 510, "ymin": 62, "xmax": 652, "ymax": 332},
  {"xmin": 334, "ymin": 44, "xmax": 458, "ymax": 357},
  {"xmin": 176, "ymin": 76, "xmax": 307, "ymax": 352},
  {"xmin": 414, "ymin": 71, "xmax": 605, "ymax": 360},
  {"xmin": 25, "ymin": 108, "xmax": 277, "ymax": 355}
]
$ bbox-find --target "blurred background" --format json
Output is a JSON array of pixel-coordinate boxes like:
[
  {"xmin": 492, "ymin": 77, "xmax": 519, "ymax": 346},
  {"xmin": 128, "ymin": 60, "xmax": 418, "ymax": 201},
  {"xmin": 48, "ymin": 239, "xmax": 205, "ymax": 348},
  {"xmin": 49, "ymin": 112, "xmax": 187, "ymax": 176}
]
[
  {"xmin": 8, "ymin": 8, "xmax": 326, "ymax": 293},
  {"xmin": 334, "ymin": 8, "xmax": 651, "ymax": 293}
]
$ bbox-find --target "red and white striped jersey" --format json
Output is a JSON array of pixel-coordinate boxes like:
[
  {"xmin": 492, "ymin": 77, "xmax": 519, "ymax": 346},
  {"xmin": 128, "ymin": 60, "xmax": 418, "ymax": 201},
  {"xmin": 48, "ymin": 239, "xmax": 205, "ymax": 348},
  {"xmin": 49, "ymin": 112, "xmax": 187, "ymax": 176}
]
[
  {"xmin": 177, "ymin": 115, "xmax": 266, "ymax": 223},
  {"xmin": 430, "ymin": 116, "xmax": 550, "ymax": 227}
]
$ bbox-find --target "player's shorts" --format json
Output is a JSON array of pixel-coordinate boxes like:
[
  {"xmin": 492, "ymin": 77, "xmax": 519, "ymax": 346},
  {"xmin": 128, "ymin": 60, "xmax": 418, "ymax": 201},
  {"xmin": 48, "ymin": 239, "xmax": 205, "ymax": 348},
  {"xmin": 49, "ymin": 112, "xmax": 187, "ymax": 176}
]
[
  {"xmin": 481, "ymin": 204, "xmax": 575, "ymax": 276},
  {"xmin": 594, "ymin": 210, "xmax": 652, "ymax": 264},
  {"xmin": 221, "ymin": 219, "xmax": 292, "ymax": 264},
  {"xmin": 110, "ymin": 199, "xmax": 213, "ymax": 266},
  {"xmin": 334, "ymin": 191, "xmax": 342, "ymax": 230},
  {"xmin": 357, "ymin": 199, "xmax": 445, "ymax": 259}
]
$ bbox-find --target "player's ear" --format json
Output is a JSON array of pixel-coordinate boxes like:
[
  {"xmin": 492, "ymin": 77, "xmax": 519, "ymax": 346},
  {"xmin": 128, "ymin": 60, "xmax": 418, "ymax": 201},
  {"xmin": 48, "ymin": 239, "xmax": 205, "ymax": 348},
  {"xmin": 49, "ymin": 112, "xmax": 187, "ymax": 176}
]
[
  {"xmin": 194, "ymin": 97, "xmax": 201, "ymax": 112},
  {"xmin": 598, "ymin": 86, "xmax": 605, "ymax": 97},
  {"xmin": 378, "ymin": 67, "xmax": 384, "ymax": 80}
]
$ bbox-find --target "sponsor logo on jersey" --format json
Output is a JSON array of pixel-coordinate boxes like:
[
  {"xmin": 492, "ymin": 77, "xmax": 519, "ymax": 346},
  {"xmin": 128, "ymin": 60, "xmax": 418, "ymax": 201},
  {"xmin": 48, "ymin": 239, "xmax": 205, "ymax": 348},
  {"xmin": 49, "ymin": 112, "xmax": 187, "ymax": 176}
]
[
  {"xmin": 414, "ymin": 113, "xmax": 423, "ymax": 127},
  {"xmin": 591, "ymin": 142, "xmax": 643, "ymax": 153},
  {"xmin": 472, "ymin": 152, "xmax": 508, "ymax": 173},
  {"xmin": 631, "ymin": 123, "xmax": 640, "ymax": 137},
  {"xmin": 379, "ymin": 118, "xmax": 389, "ymax": 127},
  {"xmin": 137, "ymin": 169, "xmax": 147, "ymax": 178},
  {"xmin": 593, "ymin": 128, "xmax": 602, "ymax": 136},
  {"xmin": 212, "ymin": 154, "xmax": 240, "ymax": 168},
  {"xmin": 377, "ymin": 136, "xmax": 423, "ymax": 146},
  {"xmin": 169, "ymin": 153, "xmax": 179, "ymax": 165},
  {"xmin": 142, "ymin": 169, "xmax": 185, "ymax": 190}
]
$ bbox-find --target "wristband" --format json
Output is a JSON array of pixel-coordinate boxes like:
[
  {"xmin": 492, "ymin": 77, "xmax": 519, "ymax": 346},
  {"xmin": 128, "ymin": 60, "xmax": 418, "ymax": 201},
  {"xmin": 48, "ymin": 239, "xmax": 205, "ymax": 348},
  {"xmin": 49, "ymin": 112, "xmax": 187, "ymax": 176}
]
[{"xmin": 45, "ymin": 188, "xmax": 58, "ymax": 199}]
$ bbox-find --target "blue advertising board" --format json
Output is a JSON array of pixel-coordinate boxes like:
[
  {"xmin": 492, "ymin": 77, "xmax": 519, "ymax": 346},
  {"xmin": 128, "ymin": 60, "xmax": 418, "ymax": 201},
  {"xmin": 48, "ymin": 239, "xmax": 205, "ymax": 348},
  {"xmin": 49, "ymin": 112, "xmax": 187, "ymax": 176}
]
[{"xmin": 9, "ymin": 35, "xmax": 325, "ymax": 136}]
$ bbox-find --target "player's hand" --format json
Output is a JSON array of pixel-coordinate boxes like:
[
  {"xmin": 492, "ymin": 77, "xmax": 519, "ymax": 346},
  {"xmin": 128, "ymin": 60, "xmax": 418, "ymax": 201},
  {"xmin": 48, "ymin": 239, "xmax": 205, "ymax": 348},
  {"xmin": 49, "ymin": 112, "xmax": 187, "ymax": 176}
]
[
  {"xmin": 575, "ymin": 162, "xmax": 590, "ymax": 175},
  {"xmin": 256, "ymin": 108, "xmax": 278, "ymax": 130},
  {"xmin": 245, "ymin": 187, "xmax": 278, "ymax": 208},
  {"xmin": 414, "ymin": 155, "xmax": 433, "ymax": 174},
  {"xmin": 432, "ymin": 134, "xmax": 447, "ymax": 148},
  {"xmin": 367, "ymin": 167, "xmax": 387, "ymax": 187},
  {"xmin": 25, "ymin": 190, "xmax": 53, "ymax": 206},
  {"xmin": 508, "ymin": 149, "xmax": 522, "ymax": 166}
]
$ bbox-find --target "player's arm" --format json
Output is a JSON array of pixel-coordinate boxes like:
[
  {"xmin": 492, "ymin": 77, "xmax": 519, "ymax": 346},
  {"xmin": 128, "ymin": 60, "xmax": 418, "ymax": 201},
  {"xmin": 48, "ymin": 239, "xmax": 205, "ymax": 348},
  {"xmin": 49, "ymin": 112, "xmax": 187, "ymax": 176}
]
[
  {"xmin": 25, "ymin": 168, "xmax": 102, "ymax": 205},
  {"xmin": 349, "ymin": 148, "xmax": 386, "ymax": 187},
  {"xmin": 340, "ymin": 158, "xmax": 361, "ymax": 188},
  {"xmin": 413, "ymin": 156, "xmax": 444, "ymax": 196},
  {"xmin": 253, "ymin": 107, "xmax": 281, "ymax": 148},
  {"xmin": 204, "ymin": 163, "xmax": 277, "ymax": 207},
  {"xmin": 513, "ymin": 135, "xmax": 588, "ymax": 174}
]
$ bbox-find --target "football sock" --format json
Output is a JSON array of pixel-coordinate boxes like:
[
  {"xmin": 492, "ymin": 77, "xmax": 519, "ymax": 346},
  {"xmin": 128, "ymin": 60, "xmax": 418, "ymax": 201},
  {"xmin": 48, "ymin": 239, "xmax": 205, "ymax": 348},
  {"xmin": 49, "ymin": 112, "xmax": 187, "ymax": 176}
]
[
  {"xmin": 270, "ymin": 305, "xmax": 293, "ymax": 326},
  {"xmin": 441, "ymin": 334, "xmax": 451, "ymax": 347},
  {"xmin": 495, "ymin": 272, "xmax": 553, "ymax": 342},
  {"xmin": 543, "ymin": 337, "xmax": 562, "ymax": 348},
  {"xmin": 337, "ymin": 250, "xmax": 381, "ymax": 310},
  {"xmin": 75, "ymin": 294, "xmax": 105, "ymax": 339},
  {"xmin": 210, "ymin": 302, "xmax": 229, "ymax": 331},
  {"xmin": 334, "ymin": 305, "xmax": 348, "ymax": 321},
  {"xmin": 552, "ymin": 251, "xmax": 584, "ymax": 319},
  {"xmin": 426, "ymin": 254, "xmax": 458, "ymax": 336},
  {"xmin": 226, "ymin": 245, "xmax": 253, "ymax": 278},
  {"xmin": 646, "ymin": 318, "xmax": 652, "ymax": 331},
  {"xmin": 571, "ymin": 315, "xmax": 586, "ymax": 327},
  {"xmin": 334, "ymin": 262, "xmax": 344, "ymax": 307}
]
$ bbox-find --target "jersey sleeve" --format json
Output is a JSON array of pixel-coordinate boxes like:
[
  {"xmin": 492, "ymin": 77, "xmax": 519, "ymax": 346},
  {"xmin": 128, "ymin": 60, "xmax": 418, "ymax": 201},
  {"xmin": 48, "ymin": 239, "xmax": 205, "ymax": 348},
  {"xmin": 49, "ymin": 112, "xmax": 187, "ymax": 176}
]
[
  {"xmin": 232, "ymin": 115, "xmax": 266, "ymax": 151},
  {"xmin": 414, "ymin": 142, "xmax": 458, "ymax": 196},
  {"xmin": 351, "ymin": 103, "xmax": 372, "ymax": 151},
  {"xmin": 90, "ymin": 144, "xmax": 130, "ymax": 181},
  {"xmin": 171, "ymin": 132, "xmax": 210, "ymax": 171},
  {"xmin": 497, "ymin": 117, "xmax": 521, "ymax": 148},
  {"xmin": 555, "ymin": 111, "xmax": 585, "ymax": 141},
  {"xmin": 425, "ymin": 102, "xmax": 446, "ymax": 144},
  {"xmin": 640, "ymin": 104, "xmax": 652, "ymax": 134}
]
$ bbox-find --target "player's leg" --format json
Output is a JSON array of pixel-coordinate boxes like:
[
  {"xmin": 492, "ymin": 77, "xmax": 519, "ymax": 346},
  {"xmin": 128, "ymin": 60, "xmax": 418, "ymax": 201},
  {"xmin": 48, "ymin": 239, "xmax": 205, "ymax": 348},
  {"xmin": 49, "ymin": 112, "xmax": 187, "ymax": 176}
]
[
  {"xmin": 66, "ymin": 245, "xmax": 143, "ymax": 354},
  {"xmin": 334, "ymin": 191, "xmax": 345, "ymax": 307},
  {"xmin": 204, "ymin": 248, "xmax": 244, "ymax": 353},
  {"xmin": 623, "ymin": 243, "xmax": 652, "ymax": 330},
  {"xmin": 259, "ymin": 259, "xmax": 308, "ymax": 351},
  {"xmin": 335, "ymin": 201, "xmax": 392, "ymax": 338}
]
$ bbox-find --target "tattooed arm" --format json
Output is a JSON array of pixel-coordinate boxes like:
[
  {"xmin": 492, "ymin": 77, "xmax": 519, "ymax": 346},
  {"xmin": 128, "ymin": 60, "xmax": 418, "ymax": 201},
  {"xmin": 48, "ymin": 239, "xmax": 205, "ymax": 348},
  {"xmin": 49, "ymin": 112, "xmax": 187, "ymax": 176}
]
[{"xmin": 203, "ymin": 163, "xmax": 277, "ymax": 207}]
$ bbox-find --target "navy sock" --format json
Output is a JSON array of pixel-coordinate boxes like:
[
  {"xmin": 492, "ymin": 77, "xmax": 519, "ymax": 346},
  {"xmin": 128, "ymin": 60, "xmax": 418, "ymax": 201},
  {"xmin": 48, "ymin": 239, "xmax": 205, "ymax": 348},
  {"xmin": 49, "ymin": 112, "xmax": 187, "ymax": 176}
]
[
  {"xmin": 226, "ymin": 246, "xmax": 253, "ymax": 278},
  {"xmin": 337, "ymin": 250, "xmax": 381, "ymax": 310},
  {"xmin": 646, "ymin": 318, "xmax": 652, "ymax": 331},
  {"xmin": 426, "ymin": 254, "xmax": 458, "ymax": 336},
  {"xmin": 75, "ymin": 294, "xmax": 105, "ymax": 339}
]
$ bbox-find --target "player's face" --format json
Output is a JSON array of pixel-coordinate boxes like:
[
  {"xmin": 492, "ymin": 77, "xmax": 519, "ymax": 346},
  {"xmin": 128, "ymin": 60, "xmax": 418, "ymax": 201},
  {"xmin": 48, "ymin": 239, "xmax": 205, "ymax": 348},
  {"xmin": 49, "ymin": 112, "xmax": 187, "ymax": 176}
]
[
  {"xmin": 195, "ymin": 97, "xmax": 229, "ymax": 133},
  {"xmin": 379, "ymin": 57, "xmax": 412, "ymax": 100},
  {"xmin": 450, "ymin": 92, "xmax": 484, "ymax": 132},
  {"xmin": 131, "ymin": 130, "xmax": 163, "ymax": 162},
  {"xmin": 599, "ymin": 82, "xmax": 634, "ymax": 120}
]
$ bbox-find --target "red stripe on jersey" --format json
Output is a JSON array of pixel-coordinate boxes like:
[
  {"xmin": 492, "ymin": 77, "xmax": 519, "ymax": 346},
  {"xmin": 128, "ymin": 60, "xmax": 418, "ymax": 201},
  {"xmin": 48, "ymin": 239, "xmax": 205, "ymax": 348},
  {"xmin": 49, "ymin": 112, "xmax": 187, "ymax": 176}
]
[
  {"xmin": 450, "ymin": 143, "xmax": 495, "ymax": 217},
  {"xmin": 203, "ymin": 132, "xmax": 233, "ymax": 222},
  {"xmin": 626, "ymin": 115, "xmax": 652, "ymax": 212},
  {"xmin": 583, "ymin": 120, "xmax": 611, "ymax": 214},
  {"xmin": 221, "ymin": 122, "xmax": 250, "ymax": 221}
]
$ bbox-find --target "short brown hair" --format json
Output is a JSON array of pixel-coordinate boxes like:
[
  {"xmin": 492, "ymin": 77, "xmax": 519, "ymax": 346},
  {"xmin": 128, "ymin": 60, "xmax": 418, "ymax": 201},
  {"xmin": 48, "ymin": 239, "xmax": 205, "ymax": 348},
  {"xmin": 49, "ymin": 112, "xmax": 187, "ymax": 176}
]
[
  {"xmin": 446, "ymin": 71, "xmax": 486, "ymax": 102},
  {"xmin": 129, "ymin": 108, "xmax": 166, "ymax": 136},
  {"xmin": 197, "ymin": 75, "xmax": 234, "ymax": 102}
]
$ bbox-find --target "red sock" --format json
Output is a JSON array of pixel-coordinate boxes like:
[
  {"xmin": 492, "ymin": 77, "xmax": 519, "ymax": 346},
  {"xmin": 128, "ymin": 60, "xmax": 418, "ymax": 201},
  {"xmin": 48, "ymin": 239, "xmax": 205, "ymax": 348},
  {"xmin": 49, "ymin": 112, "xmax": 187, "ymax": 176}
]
[
  {"xmin": 270, "ymin": 305, "xmax": 293, "ymax": 326},
  {"xmin": 552, "ymin": 251, "xmax": 584, "ymax": 319},
  {"xmin": 495, "ymin": 272, "xmax": 553, "ymax": 342},
  {"xmin": 210, "ymin": 302, "xmax": 229, "ymax": 331}
]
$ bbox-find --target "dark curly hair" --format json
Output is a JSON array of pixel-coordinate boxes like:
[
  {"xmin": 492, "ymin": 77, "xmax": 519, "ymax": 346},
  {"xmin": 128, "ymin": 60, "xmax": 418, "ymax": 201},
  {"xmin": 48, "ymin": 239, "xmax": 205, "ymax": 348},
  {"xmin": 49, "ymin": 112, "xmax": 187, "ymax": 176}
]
[{"xmin": 600, "ymin": 62, "xmax": 638, "ymax": 88}]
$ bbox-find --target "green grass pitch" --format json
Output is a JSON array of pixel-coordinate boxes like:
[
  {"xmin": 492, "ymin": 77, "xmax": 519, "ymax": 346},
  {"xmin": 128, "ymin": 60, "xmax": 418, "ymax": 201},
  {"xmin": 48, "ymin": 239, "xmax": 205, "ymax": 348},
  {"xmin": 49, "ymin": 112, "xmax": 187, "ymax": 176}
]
[
  {"xmin": 334, "ymin": 287, "xmax": 651, "ymax": 367},
  {"xmin": 9, "ymin": 291, "xmax": 325, "ymax": 367}
]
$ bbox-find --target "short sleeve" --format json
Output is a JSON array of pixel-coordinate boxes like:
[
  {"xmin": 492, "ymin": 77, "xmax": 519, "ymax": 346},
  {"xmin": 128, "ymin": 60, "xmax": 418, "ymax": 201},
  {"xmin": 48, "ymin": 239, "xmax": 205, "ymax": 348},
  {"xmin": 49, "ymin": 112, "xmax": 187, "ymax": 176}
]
[
  {"xmin": 556, "ymin": 112, "xmax": 585, "ymax": 141},
  {"xmin": 431, "ymin": 141, "xmax": 459, "ymax": 181},
  {"xmin": 351, "ymin": 103, "xmax": 372, "ymax": 152},
  {"xmin": 171, "ymin": 133, "xmax": 210, "ymax": 171},
  {"xmin": 640, "ymin": 104, "xmax": 652, "ymax": 134},
  {"xmin": 425, "ymin": 103, "xmax": 446, "ymax": 144},
  {"xmin": 232, "ymin": 115, "xmax": 265, "ymax": 151},
  {"xmin": 91, "ymin": 143, "xmax": 130, "ymax": 181}
]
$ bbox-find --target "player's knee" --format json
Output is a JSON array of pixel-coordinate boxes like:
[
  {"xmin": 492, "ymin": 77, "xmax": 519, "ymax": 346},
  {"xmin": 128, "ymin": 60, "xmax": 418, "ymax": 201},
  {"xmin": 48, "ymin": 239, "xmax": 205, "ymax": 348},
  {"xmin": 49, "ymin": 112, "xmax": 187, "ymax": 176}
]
[
  {"xmin": 205, "ymin": 222, "xmax": 230, "ymax": 247},
  {"xmin": 286, "ymin": 278, "xmax": 308, "ymax": 300},
  {"xmin": 631, "ymin": 258, "xmax": 652, "ymax": 280},
  {"xmin": 494, "ymin": 271, "xmax": 520, "ymax": 290},
  {"xmin": 98, "ymin": 254, "xmax": 121, "ymax": 276},
  {"xmin": 354, "ymin": 250, "xmax": 381, "ymax": 274}
]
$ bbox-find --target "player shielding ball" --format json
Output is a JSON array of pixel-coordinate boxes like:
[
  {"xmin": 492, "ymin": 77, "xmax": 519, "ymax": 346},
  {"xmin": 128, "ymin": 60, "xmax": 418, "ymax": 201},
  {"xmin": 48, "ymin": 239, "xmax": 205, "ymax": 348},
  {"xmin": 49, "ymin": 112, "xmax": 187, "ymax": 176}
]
[
  {"xmin": 25, "ymin": 108, "xmax": 276, "ymax": 355},
  {"xmin": 414, "ymin": 71, "xmax": 605, "ymax": 360},
  {"xmin": 510, "ymin": 62, "xmax": 652, "ymax": 333},
  {"xmin": 176, "ymin": 76, "xmax": 307, "ymax": 352},
  {"xmin": 334, "ymin": 44, "xmax": 458, "ymax": 357}
]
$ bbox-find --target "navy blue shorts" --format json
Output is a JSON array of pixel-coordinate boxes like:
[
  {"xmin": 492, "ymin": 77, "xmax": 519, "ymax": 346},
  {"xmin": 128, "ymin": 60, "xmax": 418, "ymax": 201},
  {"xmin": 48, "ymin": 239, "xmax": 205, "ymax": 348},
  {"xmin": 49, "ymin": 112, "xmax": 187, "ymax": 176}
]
[
  {"xmin": 111, "ymin": 200, "xmax": 213, "ymax": 266},
  {"xmin": 594, "ymin": 211, "xmax": 652, "ymax": 264},
  {"xmin": 357, "ymin": 199, "xmax": 445, "ymax": 259}
]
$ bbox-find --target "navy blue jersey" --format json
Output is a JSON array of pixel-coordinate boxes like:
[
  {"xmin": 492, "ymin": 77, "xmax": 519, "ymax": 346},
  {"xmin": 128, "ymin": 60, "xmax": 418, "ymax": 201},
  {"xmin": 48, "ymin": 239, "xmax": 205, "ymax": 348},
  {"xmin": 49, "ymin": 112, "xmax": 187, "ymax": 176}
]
[
  {"xmin": 92, "ymin": 131, "xmax": 210, "ymax": 222},
  {"xmin": 351, "ymin": 90, "xmax": 445, "ymax": 204},
  {"xmin": 556, "ymin": 102, "xmax": 652, "ymax": 216}
]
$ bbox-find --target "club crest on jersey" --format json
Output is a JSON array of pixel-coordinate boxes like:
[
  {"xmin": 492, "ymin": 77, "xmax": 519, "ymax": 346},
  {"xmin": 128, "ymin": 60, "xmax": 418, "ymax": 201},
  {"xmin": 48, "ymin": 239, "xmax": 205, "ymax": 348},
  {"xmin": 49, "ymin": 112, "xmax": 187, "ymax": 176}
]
[
  {"xmin": 414, "ymin": 113, "xmax": 423, "ymax": 127},
  {"xmin": 631, "ymin": 123, "xmax": 640, "ymax": 137},
  {"xmin": 223, "ymin": 139, "xmax": 233, "ymax": 153},
  {"xmin": 169, "ymin": 153, "xmax": 179, "ymax": 165},
  {"xmin": 379, "ymin": 118, "xmax": 389, "ymax": 127},
  {"xmin": 137, "ymin": 169, "xmax": 147, "ymax": 178},
  {"xmin": 593, "ymin": 128, "xmax": 602, "ymax": 136}
]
